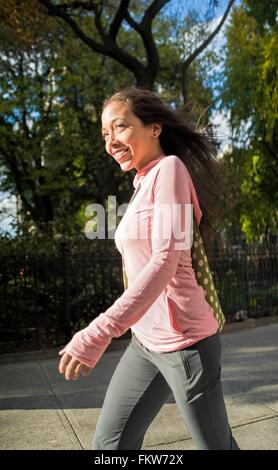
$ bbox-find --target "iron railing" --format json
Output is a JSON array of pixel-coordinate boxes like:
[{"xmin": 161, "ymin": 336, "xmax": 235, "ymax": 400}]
[{"xmin": 0, "ymin": 242, "xmax": 277, "ymax": 353}]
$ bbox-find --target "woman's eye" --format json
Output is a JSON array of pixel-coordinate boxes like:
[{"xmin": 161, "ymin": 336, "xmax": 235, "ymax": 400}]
[{"xmin": 115, "ymin": 123, "xmax": 126, "ymax": 130}]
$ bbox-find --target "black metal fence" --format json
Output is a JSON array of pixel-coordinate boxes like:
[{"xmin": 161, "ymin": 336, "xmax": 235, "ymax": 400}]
[
  {"xmin": 0, "ymin": 242, "xmax": 277, "ymax": 353},
  {"xmin": 211, "ymin": 244, "xmax": 278, "ymax": 319}
]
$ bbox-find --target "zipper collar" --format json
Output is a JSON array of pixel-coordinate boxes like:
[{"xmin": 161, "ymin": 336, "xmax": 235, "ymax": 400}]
[{"xmin": 133, "ymin": 155, "xmax": 166, "ymax": 188}]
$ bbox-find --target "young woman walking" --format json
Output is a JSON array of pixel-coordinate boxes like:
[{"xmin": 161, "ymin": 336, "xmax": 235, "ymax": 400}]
[{"xmin": 58, "ymin": 88, "xmax": 239, "ymax": 451}]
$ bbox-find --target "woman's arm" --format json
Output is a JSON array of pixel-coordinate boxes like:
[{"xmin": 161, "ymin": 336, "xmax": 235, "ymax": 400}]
[{"xmin": 59, "ymin": 156, "xmax": 194, "ymax": 370}]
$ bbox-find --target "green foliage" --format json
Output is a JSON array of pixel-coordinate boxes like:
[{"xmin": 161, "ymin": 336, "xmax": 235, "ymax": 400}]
[
  {"xmin": 220, "ymin": 0, "xmax": 278, "ymax": 243},
  {"xmin": 0, "ymin": 14, "xmax": 134, "ymax": 239},
  {"xmin": 0, "ymin": 1, "xmax": 224, "ymax": 243},
  {"xmin": 245, "ymin": 0, "xmax": 278, "ymax": 30}
]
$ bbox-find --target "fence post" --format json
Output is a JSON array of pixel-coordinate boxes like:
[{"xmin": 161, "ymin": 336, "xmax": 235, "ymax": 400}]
[
  {"xmin": 242, "ymin": 238, "xmax": 251, "ymax": 317},
  {"xmin": 61, "ymin": 237, "xmax": 71, "ymax": 338}
]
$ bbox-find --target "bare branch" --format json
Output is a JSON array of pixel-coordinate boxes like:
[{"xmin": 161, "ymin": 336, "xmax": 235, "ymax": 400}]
[
  {"xmin": 123, "ymin": 10, "xmax": 141, "ymax": 33},
  {"xmin": 90, "ymin": 2, "xmax": 107, "ymax": 42},
  {"xmin": 37, "ymin": 0, "xmax": 149, "ymax": 86},
  {"xmin": 38, "ymin": 0, "xmax": 109, "ymax": 55},
  {"xmin": 182, "ymin": 0, "xmax": 235, "ymax": 71},
  {"xmin": 109, "ymin": 0, "xmax": 130, "ymax": 40},
  {"xmin": 141, "ymin": 0, "xmax": 170, "ymax": 29},
  {"xmin": 181, "ymin": 0, "xmax": 236, "ymax": 103},
  {"xmin": 138, "ymin": 0, "xmax": 170, "ymax": 80}
]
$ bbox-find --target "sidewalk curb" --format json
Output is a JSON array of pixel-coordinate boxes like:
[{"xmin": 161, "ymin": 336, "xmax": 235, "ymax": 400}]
[
  {"xmin": 221, "ymin": 315, "xmax": 278, "ymax": 335},
  {"xmin": 1, "ymin": 315, "xmax": 277, "ymax": 365},
  {"xmin": 0, "ymin": 338, "xmax": 131, "ymax": 365}
]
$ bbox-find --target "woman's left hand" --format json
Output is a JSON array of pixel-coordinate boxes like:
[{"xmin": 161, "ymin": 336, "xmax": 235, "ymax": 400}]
[{"xmin": 58, "ymin": 350, "xmax": 92, "ymax": 381}]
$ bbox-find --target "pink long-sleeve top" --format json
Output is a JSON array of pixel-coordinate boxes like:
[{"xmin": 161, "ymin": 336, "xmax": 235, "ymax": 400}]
[{"xmin": 61, "ymin": 155, "xmax": 219, "ymax": 368}]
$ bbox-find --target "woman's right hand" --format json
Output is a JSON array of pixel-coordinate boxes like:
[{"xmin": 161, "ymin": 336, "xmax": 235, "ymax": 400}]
[{"xmin": 58, "ymin": 350, "xmax": 92, "ymax": 381}]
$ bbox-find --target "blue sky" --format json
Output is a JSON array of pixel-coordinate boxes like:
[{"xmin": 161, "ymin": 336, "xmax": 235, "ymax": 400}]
[
  {"xmin": 161, "ymin": 0, "xmax": 240, "ymax": 151},
  {"xmin": 164, "ymin": 0, "xmax": 240, "ymax": 19}
]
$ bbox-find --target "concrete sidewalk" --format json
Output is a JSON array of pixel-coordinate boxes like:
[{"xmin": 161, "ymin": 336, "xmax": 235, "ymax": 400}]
[{"xmin": 1, "ymin": 322, "xmax": 278, "ymax": 450}]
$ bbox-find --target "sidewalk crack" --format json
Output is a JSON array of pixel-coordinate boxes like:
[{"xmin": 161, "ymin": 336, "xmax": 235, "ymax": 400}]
[{"xmin": 38, "ymin": 362, "xmax": 84, "ymax": 450}]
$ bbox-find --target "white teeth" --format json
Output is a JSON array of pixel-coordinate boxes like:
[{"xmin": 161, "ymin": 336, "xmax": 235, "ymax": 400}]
[{"xmin": 114, "ymin": 148, "xmax": 128, "ymax": 159}]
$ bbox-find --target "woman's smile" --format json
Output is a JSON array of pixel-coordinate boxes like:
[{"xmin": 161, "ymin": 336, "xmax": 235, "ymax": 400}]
[{"xmin": 112, "ymin": 147, "xmax": 130, "ymax": 162}]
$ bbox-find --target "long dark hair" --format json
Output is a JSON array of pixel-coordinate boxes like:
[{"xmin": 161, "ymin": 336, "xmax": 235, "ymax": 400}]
[{"xmin": 102, "ymin": 87, "xmax": 224, "ymax": 250}]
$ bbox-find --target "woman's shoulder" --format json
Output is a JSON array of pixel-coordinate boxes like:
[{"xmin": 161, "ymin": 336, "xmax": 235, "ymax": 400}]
[
  {"xmin": 160, "ymin": 154, "xmax": 185, "ymax": 165},
  {"xmin": 158, "ymin": 155, "xmax": 190, "ymax": 176},
  {"xmin": 161, "ymin": 154, "xmax": 179, "ymax": 162}
]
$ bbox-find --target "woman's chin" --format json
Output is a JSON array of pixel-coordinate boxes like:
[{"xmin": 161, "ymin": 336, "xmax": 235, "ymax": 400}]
[{"xmin": 119, "ymin": 159, "xmax": 133, "ymax": 171}]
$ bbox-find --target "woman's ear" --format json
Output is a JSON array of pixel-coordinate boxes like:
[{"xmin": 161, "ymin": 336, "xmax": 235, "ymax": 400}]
[{"xmin": 151, "ymin": 123, "xmax": 162, "ymax": 137}]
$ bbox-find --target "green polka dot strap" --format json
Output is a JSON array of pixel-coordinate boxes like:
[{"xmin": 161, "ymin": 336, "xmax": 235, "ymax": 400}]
[
  {"xmin": 122, "ymin": 183, "xmax": 225, "ymax": 332},
  {"xmin": 191, "ymin": 217, "xmax": 225, "ymax": 332},
  {"xmin": 122, "ymin": 217, "xmax": 225, "ymax": 333}
]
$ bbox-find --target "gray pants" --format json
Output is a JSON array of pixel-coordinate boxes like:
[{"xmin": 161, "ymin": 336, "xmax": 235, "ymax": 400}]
[{"xmin": 93, "ymin": 331, "xmax": 239, "ymax": 450}]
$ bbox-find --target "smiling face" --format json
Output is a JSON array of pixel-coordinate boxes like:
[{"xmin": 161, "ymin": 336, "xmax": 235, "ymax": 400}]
[{"xmin": 101, "ymin": 101, "xmax": 164, "ymax": 171}]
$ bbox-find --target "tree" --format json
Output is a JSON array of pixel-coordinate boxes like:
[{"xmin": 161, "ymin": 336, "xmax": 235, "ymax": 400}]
[
  {"xmin": 220, "ymin": 0, "xmax": 278, "ymax": 242},
  {"xmin": 0, "ymin": 1, "xmax": 235, "ymax": 237},
  {"xmin": 0, "ymin": 17, "xmax": 59, "ymax": 230},
  {"xmin": 0, "ymin": 14, "xmax": 135, "ymax": 236},
  {"xmin": 35, "ymin": 0, "xmax": 235, "ymax": 101}
]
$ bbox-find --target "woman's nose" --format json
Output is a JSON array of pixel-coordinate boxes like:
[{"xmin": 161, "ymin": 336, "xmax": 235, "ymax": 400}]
[
  {"xmin": 107, "ymin": 134, "xmax": 123, "ymax": 153},
  {"xmin": 106, "ymin": 132, "xmax": 117, "ymax": 146}
]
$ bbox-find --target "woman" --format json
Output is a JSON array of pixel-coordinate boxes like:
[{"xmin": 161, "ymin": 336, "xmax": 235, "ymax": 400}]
[{"xmin": 58, "ymin": 88, "xmax": 239, "ymax": 450}]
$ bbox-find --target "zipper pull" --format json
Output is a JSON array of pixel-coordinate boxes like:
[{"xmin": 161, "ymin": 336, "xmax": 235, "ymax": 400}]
[{"xmin": 129, "ymin": 182, "xmax": 141, "ymax": 205}]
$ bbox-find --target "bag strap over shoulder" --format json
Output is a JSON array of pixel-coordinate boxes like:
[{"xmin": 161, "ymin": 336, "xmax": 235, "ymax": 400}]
[
  {"xmin": 121, "ymin": 183, "xmax": 225, "ymax": 332},
  {"xmin": 191, "ymin": 218, "xmax": 225, "ymax": 332}
]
